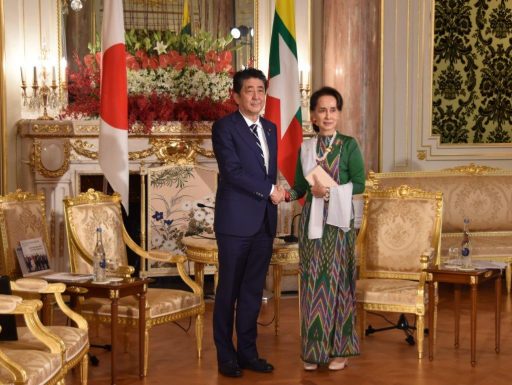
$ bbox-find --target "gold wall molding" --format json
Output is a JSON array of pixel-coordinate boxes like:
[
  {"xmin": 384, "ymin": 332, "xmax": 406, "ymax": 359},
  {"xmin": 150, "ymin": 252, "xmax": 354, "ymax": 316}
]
[
  {"xmin": 69, "ymin": 139, "xmax": 98, "ymax": 160},
  {"xmin": 31, "ymin": 140, "xmax": 71, "ymax": 178},
  {"xmin": 32, "ymin": 123, "xmax": 73, "ymax": 134},
  {"xmin": 69, "ymin": 137, "xmax": 214, "ymax": 163},
  {"xmin": 442, "ymin": 163, "xmax": 500, "ymax": 175},
  {"xmin": 70, "ymin": 139, "xmax": 160, "ymax": 161}
]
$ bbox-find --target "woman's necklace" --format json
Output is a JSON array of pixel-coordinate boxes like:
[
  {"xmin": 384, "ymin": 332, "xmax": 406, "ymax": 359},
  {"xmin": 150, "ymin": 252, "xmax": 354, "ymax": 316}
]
[{"xmin": 315, "ymin": 133, "xmax": 337, "ymax": 162}]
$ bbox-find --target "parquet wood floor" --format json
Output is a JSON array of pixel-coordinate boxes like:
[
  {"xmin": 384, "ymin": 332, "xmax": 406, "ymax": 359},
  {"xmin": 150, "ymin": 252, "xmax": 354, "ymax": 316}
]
[{"xmin": 66, "ymin": 280, "xmax": 512, "ymax": 384}]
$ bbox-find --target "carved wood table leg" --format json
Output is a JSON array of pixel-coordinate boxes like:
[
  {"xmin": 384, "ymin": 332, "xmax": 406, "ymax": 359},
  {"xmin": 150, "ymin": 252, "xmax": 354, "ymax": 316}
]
[
  {"xmin": 428, "ymin": 281, "xmax": 435, "ymax": 361},
  {"xmin": 495, "ymin": 274, "xmax": 501, "ymax": 353},
  {"xmin": 273, "ymin": 264, "xmax": 283, "ymax": 335},
  {"xmin": 470, "ymin": 284, "xmax": 477, "ymax": 367},
  {"xmin": 40, "ymin": 293, "xmax": 52, "ymax": 325},
  {"xmin": 139, "ymin": 287, "xmax": 147, "ymax": 377},
  {"xmin": 111, "ymin": 292, "xmax": 119, "ymax": 385},
  {"xmin": 454, "ymin": 284, "xmax": 461, "ymax": 348}
]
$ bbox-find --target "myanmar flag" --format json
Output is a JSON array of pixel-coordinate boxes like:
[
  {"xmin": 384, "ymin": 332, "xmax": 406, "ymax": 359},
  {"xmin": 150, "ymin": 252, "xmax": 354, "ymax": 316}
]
[
  {"xmin": 265, "ymin": 0, "xmax": 302, "ymax": 187},
  {"xmin": 181, "ymin": 0, "xmax": 191, "ymax": 35}
]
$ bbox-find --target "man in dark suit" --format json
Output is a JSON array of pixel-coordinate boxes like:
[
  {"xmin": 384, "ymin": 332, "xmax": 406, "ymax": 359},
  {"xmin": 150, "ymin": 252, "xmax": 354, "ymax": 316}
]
[{"xmin": 212, "ymin": 68, "xmax": 284, "ymax": 377}]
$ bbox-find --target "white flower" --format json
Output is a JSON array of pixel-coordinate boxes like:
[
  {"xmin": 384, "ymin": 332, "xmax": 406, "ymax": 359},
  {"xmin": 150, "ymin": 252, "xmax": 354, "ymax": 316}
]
[
  {"xmin": 162, "ymin": 239, "xmax": 177, "ymax": 251},
  {"xmin": 152, "ymin": 234, "xmax": 164, "ymax": 248},
  {"xmin": 205, "ymin": 214, "xmax": 214, "ymax": 225},
  {"xmin": 194, "ymin": 210, "xmax": 206, "ymax": 221},
  {"xmin": 126, "ymin": 66, "xmax": 232, "ymax": 102},
  {"xmin": 154, "ymin": 41, "xmax": 168, "ymax": 55}
]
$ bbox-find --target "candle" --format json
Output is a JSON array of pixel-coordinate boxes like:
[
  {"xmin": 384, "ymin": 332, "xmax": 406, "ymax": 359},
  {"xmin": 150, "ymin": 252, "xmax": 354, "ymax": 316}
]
[
  {"xmin": 52, "ymin": 66, "xmax": 56, "ymax": 82},
  {"xmin": 60, "ymin": 57, "xmax": 68, "ymax": 84},
  {"xmin": 299, "ymin": 70, "xmax": 303, "ymax": 85},
  {"xmin": 33, "ymin": 66, "xmax": 37, "ymax": 84},
  {"xmin": 20, "ymin": 67, "xmax": 25, "ymax": 83}
]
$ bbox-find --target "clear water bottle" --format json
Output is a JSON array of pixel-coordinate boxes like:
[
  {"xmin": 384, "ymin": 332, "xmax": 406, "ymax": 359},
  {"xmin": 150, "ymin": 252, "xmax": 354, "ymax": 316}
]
[
  {"xmin": 93, "ymin": 227, "xmax": 107, "ymax": 282},
  {"xmin": 460, "ymin": 218, "xmax": 472, "ymax": 268}
]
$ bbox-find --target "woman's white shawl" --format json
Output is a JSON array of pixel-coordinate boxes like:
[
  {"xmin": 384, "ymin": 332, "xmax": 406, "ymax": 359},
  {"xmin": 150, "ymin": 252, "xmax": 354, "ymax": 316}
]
[{"xmin": 300, "ymin": 137, "xmax": 353, "ymax": 239}]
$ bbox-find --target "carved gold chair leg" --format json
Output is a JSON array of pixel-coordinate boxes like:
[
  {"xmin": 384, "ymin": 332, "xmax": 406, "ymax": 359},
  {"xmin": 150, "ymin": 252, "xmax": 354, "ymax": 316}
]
[
  {"xmin": 80, "ymin": 353, "xmax": 89, "ymax": 385},
  {"xmin": 357, "ymin": 304, "xmax": 366, "ymax": 339},
  {"xmin": 196, "ymin": 313, "xmax": 204, "ymax": 359},
  {"xmin": 143, "ymin": 328, "xmax": 149, "ymax": 377},
  {"xmin": 433, "ymin": 282, "xmax": 439, "ymax": 347},
  {"xmin": 416, "ymin": 314, "xmax": 425, "ymax": 359},
  {"xmin": 506, "ymin": 264, "xmax": 511, "ymax": 294}
]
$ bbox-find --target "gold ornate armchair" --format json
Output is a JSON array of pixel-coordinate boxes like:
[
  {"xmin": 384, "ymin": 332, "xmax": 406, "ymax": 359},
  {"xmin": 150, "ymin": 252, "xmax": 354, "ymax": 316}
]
[
  {"xmin": 356, "ymin": 185, "xmax": 443, "ymax": 359},
  {"xmin": 0, "ymin": 295, "xmax": 65, "ymax": 385},
  {"xmin": 0, "ymin": 190, "xmax": 89, "ymax": 384},
  {"xmin": 62, "ymin": 189, "xmax": 205, "ymax": 375}
]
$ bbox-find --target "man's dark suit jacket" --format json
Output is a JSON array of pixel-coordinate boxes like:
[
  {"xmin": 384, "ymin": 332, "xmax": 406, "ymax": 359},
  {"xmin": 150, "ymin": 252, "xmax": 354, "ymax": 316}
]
[{"xmin": 212, "ymin": 111, "xmax": 278, "ymax": 237}]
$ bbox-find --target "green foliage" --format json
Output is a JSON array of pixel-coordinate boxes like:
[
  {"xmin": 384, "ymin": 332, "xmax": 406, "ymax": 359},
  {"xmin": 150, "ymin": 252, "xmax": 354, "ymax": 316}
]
[
  {"xmin": 124, "ymin": 28, "xmax": 233, "ymax": 58},
  {"xmin": 150, "ymin": 167, "xmax": 194, "ymax": 190}
]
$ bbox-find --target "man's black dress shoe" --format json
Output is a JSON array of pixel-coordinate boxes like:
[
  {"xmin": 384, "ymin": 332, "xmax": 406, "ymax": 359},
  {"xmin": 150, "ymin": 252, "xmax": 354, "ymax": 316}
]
[
  {"xmin": 218, "ymin": 360, "xmax": 242, "ymax": 377},
  {"xmin": 239, "ymin": 357, "xmax": 274, "ymax": 373}
]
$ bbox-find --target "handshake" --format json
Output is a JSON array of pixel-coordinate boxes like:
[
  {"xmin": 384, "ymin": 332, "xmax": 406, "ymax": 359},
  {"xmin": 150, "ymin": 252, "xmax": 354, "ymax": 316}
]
[{"xmin": 270, "ymin": 185, "xmax": 288, "ymax": 205}]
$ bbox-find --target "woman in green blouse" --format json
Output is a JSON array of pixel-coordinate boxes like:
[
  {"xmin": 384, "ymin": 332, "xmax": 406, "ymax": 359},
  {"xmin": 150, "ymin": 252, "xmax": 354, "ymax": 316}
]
[{"xmin": 285, "ymin": 86, "xmax": 365, "ymax": 371}]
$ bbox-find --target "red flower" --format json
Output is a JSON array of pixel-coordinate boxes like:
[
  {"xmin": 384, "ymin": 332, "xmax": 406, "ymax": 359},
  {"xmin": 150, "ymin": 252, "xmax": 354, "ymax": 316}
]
[
  {"xmin": 126, "ymin": 53, "xmax": 140, "ymax": 70},
  {"xmin": 148, "ymin": 57, "xmax": 159, "ymax": 70},
  {"xmin": 83, "ymin": 54, "xmax": 95, "ymax": 69},
  {"xmin": 158, "ymin": 54, "xmax": 170, "ymax": 69},
  {"xmin": 63, "ymin": 48, "xmax": 238, "ymax": 132},
  {"xmin": 135, "ymin": 49, "xmax": 148, "ymax": 60},
  {"xmin": 205, "ymin": 50, "xmax": 218, "ymax": 62},
  {"xmin": 186, "ymin": 53, "xmax": 201, "ymax": 68},
  {"xmin": 203, "ymin": 63, "xmax": 214, "ymax": 73}
]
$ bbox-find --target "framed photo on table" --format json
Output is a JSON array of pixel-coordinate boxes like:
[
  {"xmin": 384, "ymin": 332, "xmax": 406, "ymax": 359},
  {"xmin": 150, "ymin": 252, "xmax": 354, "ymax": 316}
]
[{"xmin": 16, "ymin": 237, "xmax": 52, "ymax": 277}]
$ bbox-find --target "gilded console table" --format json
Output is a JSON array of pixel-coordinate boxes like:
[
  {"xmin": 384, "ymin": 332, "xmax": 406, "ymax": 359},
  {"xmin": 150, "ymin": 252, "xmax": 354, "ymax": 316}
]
[{"xmin": 181, "ymin": 236, "xmax": 299, "ymax": 335}]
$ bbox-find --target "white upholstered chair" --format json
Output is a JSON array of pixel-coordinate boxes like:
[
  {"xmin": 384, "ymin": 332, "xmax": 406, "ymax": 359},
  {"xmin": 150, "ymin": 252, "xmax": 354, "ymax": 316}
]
[
  {"xmin": 356, "ymin": 185, "xmax": 443, "ymax": 359},
  {"xmin": 0, "ymin": 295, "xmax": 66, "ymax": 385},
  {"xmin": 0, "ymin": 190, "xmax": 89, "ymax": 384},
  {"xmin": 63, "ymin": 189, "xmax": 204, "ymax": 376}
]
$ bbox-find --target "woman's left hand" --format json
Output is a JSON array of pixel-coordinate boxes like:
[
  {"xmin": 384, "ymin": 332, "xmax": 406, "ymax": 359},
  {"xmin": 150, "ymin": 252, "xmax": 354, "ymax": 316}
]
[{"xmin": 311, "ymin": 175, "xmax": 328, "ymax": 198}]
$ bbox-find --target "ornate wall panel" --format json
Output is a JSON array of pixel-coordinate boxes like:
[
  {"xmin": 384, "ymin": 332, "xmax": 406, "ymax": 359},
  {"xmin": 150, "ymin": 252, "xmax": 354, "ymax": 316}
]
[
  {"xmin": 381, "ymin": 0, "xmax": 512, "ymax": 170},
  {"xmin": 432, "ymin": 0, "xmax": 512, "ymax": 144}
]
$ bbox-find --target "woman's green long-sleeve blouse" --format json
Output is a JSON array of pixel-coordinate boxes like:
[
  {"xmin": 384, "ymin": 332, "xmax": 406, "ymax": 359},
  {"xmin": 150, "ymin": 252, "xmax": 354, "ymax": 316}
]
[{"xmin": 291, "ymin": 133, "xmax": 365, "ymax": 201}]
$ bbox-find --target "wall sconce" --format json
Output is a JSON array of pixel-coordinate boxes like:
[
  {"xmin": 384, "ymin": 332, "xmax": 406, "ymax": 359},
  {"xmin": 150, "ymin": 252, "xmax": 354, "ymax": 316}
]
[{"xmin": 230, "ymin": 25, "xmax": 253, "ymax": 40}]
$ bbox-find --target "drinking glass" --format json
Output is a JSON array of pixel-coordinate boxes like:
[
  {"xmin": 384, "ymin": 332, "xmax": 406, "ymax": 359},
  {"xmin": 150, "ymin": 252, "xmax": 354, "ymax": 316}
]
[{"xmin": 448, "ymin": 247, "xmax": 460, "ymax": 265}]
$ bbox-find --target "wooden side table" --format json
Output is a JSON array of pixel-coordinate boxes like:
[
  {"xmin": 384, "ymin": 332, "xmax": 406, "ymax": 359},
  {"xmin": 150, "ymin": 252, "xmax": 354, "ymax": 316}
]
[
  {"xmin": 425, "ymin": 267, "xmax": 501, "ymax": 366},
  {"xmin": 181, "ymin": 236, "xmax": 299, "ymax": 335},
  {"xmin": 47, "ymin": 277, "xmax": 150, "ymax": 385}
]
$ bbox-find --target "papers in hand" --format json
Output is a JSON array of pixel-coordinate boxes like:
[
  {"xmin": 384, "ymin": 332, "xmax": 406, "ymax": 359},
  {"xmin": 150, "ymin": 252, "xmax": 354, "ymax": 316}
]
[{"xmin": 305, "ymin": 165, "xmax": 337, "ymax": 187}]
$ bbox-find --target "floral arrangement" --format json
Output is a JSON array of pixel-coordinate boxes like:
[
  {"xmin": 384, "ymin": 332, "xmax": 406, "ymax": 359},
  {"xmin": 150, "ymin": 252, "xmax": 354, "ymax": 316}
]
[{"xmin": 63, "ymin": 30, "xmax": 238, "ymax": 132}]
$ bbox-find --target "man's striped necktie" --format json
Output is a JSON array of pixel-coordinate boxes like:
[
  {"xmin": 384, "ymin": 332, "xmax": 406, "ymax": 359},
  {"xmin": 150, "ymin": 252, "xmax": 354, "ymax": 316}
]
[{"xmin": 249, "ymin": 124, "xmax": 265, "ymax": 161}]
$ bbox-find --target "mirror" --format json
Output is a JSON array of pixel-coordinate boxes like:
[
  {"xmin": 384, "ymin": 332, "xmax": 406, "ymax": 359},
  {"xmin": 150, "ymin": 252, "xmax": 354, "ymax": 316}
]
[{"xmin": 59, "ymin": 0, "xmax": 258, "ymax": 76}]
